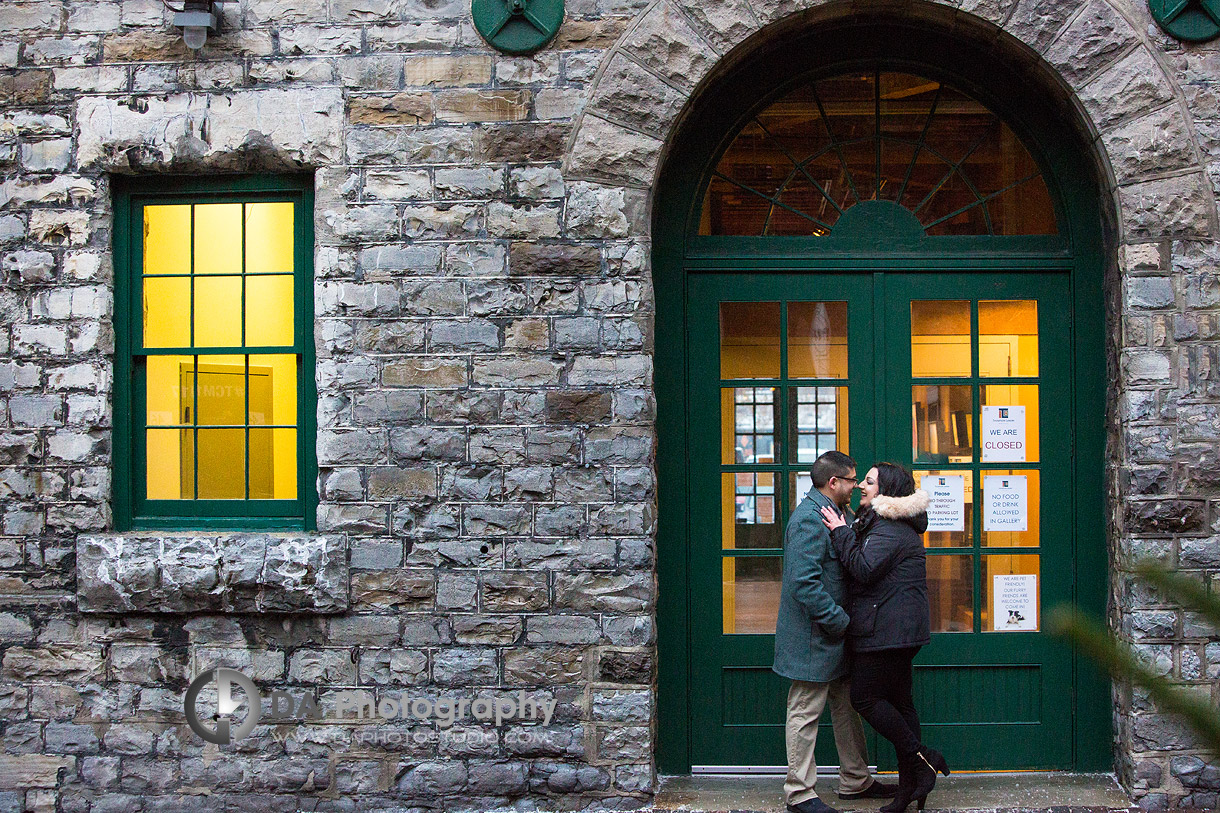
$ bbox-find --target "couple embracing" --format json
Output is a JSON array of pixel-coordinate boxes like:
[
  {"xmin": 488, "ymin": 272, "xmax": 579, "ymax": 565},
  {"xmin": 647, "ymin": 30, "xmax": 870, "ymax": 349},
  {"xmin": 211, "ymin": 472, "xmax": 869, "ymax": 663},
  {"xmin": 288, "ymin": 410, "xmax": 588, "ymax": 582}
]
[{"xmin": 773, "ymin": 451, "xmax": 950, "ymax": 813}]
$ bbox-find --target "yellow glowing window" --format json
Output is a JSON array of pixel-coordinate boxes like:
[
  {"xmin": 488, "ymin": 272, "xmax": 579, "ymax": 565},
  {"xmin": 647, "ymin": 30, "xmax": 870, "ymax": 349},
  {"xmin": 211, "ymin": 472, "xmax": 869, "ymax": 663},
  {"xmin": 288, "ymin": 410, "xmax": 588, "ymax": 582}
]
[{"xmin": 117, "ymin": 179, "xmax": 313, "ymax": 528}]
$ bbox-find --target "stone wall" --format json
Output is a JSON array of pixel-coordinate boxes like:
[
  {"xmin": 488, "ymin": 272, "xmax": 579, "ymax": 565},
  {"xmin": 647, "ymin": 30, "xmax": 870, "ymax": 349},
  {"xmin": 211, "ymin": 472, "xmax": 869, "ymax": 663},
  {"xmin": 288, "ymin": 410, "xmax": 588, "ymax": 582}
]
[{"xmin": 0, "ymin": 0, "xmax": 1219, "ymax": 809}]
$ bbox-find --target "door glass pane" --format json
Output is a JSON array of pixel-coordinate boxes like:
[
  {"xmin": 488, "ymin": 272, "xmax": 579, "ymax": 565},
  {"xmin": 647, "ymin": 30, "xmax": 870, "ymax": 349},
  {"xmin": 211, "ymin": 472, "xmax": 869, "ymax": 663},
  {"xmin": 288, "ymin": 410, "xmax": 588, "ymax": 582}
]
[
  {"xmin": 143, "ymin": 276, "xmax": 191, "ymax": 348},
  {"xmin": 194, "ymin": 276, "xmax": 242, "ymax": 347},
  {"xmin": 245, "ymin": 275, "xmax": 295, "ymax": 347},
  {"xmin": 722, "ymin": 387, "xmax": 778, "ymax": 464},
  {"xmin": 787, "ymin": 302, "xmax": 848, "ymax": 379},
  {"xmin": 983, "ymin": 554, "xmax": 1040, "ymax": 632},
  {"xmin": 914, "ymin": 470, "xmax": 972, "ymax": 548},
  {"xmin": 194, "ymin": 203, "xmax": 243, "ymax": 275},
  {"xmin": 911, "ymin": 300, "xmax": 971, "ymax": 377},
  {"xmin": 981, "ymin": 470, "xmax": 1041, "ymax": 548},
  {"xmin": 723, "ymin": 473, "xmax": 780, "ymax": 550},
  {"xmin": 789, "ymin": 471, "xmax": 814, "ymax": 511},
  {"xmin": 979, "ymin": 300, "xmax": 1038, "ymax": 377},
  {"xmin": 723, "ymin": 556, "xmax": 782, "ymax": 634},
  {"xmin": 144, "ymin": 204, "xmax": 191, "ymax": 276},
  {"xmin": 927, "ymin": 553, "xmax": 973, "ymax": 632},
  {"xmin": 789, "ymin": 386, "xmax": 848, "ymax": 463},
  {"xmin": 146, "ymin": 356, "xmax": 193, "ymax": 426},
  {"xmin": 250, "ymin": 428, "xmax": 297, "ymax": 500},
  {"xmin": 721, "ymin": 302, "xmax": 781, "ymax": 379},
  {"xmin": 245, "ymin": 202, "xmax": 295, "ymax": 275},
  {"xmin": 913, "ymin": 385, "xmax": 972, "ymax": 463},
  {"xmin": 980, "ymin": 385, "xmax": 1039, "ymax": 463},
  {"xmin": 147, "ymin": 428, "xmax": 192, "ymax": 499}
]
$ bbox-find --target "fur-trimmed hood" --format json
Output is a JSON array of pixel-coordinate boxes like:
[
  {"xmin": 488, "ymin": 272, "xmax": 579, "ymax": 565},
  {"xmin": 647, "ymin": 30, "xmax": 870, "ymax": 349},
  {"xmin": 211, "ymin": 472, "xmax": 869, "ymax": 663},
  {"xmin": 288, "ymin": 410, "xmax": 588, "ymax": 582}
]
[{"xmin": 871, "ymin": 489, "xmax": 930, "ymax": 521}]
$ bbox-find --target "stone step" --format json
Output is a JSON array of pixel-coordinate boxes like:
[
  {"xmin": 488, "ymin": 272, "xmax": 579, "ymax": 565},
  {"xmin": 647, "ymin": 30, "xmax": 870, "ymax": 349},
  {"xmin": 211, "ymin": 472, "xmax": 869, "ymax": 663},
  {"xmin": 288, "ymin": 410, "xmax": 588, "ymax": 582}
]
[{"xmin": 649, "ymin": 772, "xmax": 1135, "ymax": 813}]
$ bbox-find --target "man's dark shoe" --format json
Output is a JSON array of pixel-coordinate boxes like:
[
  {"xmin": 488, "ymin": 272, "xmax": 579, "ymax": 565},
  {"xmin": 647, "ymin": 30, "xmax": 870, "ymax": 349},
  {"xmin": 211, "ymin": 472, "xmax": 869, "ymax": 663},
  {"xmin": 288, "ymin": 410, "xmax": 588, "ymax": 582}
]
[
  {"xmin": 839, "ymin": 779, "xmax": 900, "ymax": 800},
  {"xmin": 787, "ymin": 796, "xmax": 841, "ymax": 813}
]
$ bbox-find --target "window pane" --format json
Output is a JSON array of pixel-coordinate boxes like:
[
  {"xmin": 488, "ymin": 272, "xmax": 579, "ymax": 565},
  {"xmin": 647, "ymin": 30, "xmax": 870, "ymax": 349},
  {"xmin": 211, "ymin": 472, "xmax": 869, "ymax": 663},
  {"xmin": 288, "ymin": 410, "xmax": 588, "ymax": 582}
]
[
  {"xmin": 913, "ymin": 385, "xmax": 972, "ymax": 463},
  {"xmin": 147, "ymin": 428, "xmax": 193, "ymax": 499},
  {"xmin": 143, "ymin": 276, "xmax": 191, "ymax": 348},
  {"xmin": 787, "ymin": 302, "xmax": 848, "ymax": 379},
  {"xmin": 987, "ymin": 175, "xmax": 1057, "ymax": 235},
  {"xmin": 914, "ymin": 470, "xmax": 972, "ymax": 548},
  {"xmin": 723, "ymin": 556, "xmax": 782, "ymax": 634},
  {"xmin": 981, "ymin": 470, "xmax": 1041, "ymax": 548},
  {"xmin": 197, "ymin": 428, "xmax": 246, "ymax": 499},
  {"xmin": 722, "ymin": 387, "xmax": 778, "ymax": 464},
  {"xmin": 194, "ymin": 276, "xmax": 242, "ymax": 347},
  {"xmin": 980, "ymin": 385, "xmax": 1039, "ymax": 463},
  {"xmin": 983, "ymin": 554, "xmax": 1040, "ymax": 632},
  {"xmin": 194, "ymin": 203, "xmax": 243, "ymax": 275},
  {"xmin": 911, "ymin": 300, "xmax": 970, "ymax": 377},
  {"xmin": 927, "ymin": 553, "xmax": 973, "ymax": 632},
  {"xmin": 723, "ymin": 473, "xmax": 780, "ymax": 550},
  {"xmin": 143, "ymin": 205, "xmax": 191, "ymax": 276},
  {"xmin": 146, "ymin": 356, "xmax": 193, "ymax": 426},
  {"xmin": 193, "ymin": 356, "xmax": 246, "ymax": 425},
  {"xmin": 245, "ymin": 275, "xmax": 294, "ymax": 347},
  {"xmin": 250, "ymin": 428, "xmax": 297, "ymax": 499},
  {"xmin": 245, "ymin": 202, "xmax": 294, "ymax": 275},
  {"xmin": 979, "ymin": 300, "xmax": 1039, "ymax": 377},
  {"xmin": 721, "ymin": 302, "xmax": 781, "ymax": 379},
  {"xmin": 789, "ymin": 386, "xmax": 848, "ymax": 463},
  {"xmin": 249, "ymin": 355, "xmax": 297, "ymax": 426}
]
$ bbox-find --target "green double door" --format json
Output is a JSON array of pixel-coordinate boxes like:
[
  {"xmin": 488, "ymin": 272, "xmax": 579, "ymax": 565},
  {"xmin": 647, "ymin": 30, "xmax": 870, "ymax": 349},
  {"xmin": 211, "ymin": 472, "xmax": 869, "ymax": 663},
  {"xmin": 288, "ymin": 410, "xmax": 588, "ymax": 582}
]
[{"xmin": 686, "ymin": 270, "xmax": 1074, "ymax": 770}]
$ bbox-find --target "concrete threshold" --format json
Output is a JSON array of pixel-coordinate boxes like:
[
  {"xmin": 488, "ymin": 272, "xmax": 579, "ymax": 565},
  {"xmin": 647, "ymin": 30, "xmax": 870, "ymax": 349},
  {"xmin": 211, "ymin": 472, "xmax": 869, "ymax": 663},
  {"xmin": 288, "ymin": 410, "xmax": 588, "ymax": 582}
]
[{"xmin": 654, "ymin": 772, "xmax": 1135, "ymax": 812}]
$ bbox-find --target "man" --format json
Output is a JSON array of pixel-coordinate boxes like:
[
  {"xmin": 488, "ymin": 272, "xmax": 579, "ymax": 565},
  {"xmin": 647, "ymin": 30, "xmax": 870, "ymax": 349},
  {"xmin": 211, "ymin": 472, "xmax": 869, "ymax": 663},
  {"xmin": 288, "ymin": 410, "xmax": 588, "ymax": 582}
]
[{"xmin": 773, "ymin": 451, "xmax": 896, "ymax": 813}]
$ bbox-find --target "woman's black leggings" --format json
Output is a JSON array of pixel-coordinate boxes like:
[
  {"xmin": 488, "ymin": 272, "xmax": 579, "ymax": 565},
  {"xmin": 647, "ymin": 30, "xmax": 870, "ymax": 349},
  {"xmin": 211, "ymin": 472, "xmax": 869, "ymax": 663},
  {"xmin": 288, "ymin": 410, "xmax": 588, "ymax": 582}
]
[{"xmin": 849, "ymin": 646, "xmax": 922, "ymax": 761}]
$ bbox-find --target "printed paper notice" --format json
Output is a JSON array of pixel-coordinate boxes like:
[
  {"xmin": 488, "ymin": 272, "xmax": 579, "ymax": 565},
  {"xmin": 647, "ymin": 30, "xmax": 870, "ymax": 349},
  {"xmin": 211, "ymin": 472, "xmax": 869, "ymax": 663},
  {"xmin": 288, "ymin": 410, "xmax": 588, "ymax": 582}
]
[
  {"xmin": 983, "ymin": 475, "xmax": 1027, "ymax": 532},
  {"xmin": 993, "ymin": 574, "xmax": 1038, "ymax": 632},
  {"xmin": 925, "ymin": 475, "xmax": 965, "ymax": 532},
  {"xmin": 981, "ymin": 405, "xmax": 1026, "ymax": 462}
]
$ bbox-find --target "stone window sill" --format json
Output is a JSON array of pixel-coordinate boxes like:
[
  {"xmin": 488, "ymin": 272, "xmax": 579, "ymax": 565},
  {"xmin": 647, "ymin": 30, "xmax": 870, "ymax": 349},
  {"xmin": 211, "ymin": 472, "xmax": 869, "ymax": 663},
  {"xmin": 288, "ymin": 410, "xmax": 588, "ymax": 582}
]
[{"xmin": 76, "ymin": 533, "xmax": 348, "ymax": 614}]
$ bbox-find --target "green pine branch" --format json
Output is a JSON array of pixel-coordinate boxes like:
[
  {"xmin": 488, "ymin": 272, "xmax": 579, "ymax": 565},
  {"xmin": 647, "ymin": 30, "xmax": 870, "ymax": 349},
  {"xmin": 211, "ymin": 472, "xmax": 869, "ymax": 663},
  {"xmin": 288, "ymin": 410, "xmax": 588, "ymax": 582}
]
[{"xmin": 1048, "ymin": 559, "xmax": 1220, "ymax": 756}]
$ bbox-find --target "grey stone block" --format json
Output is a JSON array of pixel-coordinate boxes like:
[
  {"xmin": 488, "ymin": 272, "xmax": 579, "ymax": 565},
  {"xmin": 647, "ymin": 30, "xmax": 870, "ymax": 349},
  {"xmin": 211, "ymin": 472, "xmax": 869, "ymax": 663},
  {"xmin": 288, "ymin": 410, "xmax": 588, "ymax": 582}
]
[{"xmin": 76, "ymin": 534, "xmax": 349, "ymax": 613}]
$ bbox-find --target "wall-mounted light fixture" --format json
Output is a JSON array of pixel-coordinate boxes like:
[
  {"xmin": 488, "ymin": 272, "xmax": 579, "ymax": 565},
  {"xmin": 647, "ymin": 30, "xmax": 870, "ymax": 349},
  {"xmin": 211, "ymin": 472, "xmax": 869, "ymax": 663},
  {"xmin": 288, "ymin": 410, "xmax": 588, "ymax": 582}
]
[{"xmin": 173, "ymin": 0, "xmax": 221, "ymax": 50}]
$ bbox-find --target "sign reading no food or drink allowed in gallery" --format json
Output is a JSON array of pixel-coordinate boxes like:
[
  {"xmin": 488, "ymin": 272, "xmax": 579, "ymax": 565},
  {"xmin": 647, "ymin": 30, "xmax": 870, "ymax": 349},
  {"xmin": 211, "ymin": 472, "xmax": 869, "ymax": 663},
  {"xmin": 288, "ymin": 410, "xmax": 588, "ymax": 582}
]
[
  {"xmin": 981, "ymin": 405, "xmax": 1026, "ymax": 462},
  {"xmin": 983, "ymin": 475, "xmax": 1027, "ymax": 532},
  {"xmin": 925, "ymin": 474, "xmax": 965, "ymax": 532}
]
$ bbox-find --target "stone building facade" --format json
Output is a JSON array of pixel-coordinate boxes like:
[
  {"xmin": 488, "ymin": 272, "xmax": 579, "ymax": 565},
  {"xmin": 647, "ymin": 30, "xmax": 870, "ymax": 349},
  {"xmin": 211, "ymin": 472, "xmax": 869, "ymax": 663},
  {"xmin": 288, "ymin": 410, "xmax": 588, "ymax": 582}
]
[{"xmin": 1, "ymin": 0, "xmax": 1220, "ymax": 810}]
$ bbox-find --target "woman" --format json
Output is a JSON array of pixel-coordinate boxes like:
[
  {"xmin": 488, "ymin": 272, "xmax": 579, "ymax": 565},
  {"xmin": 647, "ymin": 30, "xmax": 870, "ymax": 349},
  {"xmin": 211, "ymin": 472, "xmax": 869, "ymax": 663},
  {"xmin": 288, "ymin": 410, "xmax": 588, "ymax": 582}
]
[{"xmin": 819, "ymin": 463, "xmax": 950, "ymax": 812}]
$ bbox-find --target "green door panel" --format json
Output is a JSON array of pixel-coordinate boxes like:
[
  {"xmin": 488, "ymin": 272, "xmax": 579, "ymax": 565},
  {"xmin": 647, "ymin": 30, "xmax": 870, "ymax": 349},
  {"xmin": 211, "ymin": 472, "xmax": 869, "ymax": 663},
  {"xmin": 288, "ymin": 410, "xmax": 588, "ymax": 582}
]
[
  {"xmin": 684, "ymin": 270, "xmax": 1075, "ymax": 770},
  {"xmin": 687, "ymin": 273, "xmax": 876, "ymax": 768}
]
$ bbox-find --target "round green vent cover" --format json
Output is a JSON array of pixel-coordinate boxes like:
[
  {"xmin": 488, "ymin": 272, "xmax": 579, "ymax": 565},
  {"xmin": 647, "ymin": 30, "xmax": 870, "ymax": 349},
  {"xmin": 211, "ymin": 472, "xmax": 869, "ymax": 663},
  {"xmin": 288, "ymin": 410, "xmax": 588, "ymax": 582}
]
[
  {"xmin": 472, "ymin": 0, "xmax": 564, "ymax": 55},
  {"xmin": 1150, "ymin": 0, "xmax": 1220, "ymax": 41}
]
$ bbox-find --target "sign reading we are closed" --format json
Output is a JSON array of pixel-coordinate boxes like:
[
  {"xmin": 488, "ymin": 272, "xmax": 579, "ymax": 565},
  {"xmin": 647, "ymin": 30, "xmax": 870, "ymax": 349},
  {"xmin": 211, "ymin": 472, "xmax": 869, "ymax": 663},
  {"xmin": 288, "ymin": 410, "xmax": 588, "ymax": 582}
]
[{"xmin": 981, "ymin": 405, "xmax": 1026, "ymax": 462}]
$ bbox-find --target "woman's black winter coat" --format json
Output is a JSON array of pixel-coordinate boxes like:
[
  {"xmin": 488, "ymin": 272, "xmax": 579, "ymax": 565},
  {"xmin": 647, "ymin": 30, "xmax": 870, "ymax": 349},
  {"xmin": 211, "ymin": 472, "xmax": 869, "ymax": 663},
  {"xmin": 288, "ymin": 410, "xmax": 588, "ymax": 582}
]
[{"xmin": 829, "ymin": 490, "xmax": 932, "ymax": 652}]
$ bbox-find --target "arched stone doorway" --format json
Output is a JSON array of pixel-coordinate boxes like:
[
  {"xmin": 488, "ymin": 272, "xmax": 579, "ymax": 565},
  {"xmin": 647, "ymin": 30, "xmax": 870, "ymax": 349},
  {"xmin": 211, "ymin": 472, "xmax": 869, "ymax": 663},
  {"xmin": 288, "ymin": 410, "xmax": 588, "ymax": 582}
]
[
  {"xmin": 566, "ymin": 0, "xmax": 1215, "ymax": 794},
  {"xmin": 648, "ymin": 13, "xmax": 1113, "ymax": 772}
]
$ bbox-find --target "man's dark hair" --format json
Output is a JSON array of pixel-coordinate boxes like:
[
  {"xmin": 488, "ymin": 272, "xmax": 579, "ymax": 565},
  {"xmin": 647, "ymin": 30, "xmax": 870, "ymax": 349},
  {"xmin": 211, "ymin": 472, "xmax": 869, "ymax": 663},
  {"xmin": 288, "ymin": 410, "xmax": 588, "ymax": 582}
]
[
  {"xmin": 875, "ymin": 462, "xmax": 916, "ymax": 497},
  {"xmin": 811, "ymin": 451, "xmax": 855, "ymax": 488}
]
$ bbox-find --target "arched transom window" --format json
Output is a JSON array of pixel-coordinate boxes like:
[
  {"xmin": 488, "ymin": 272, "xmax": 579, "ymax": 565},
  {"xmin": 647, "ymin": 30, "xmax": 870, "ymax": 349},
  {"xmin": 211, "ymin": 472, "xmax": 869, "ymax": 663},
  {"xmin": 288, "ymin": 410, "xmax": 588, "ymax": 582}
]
[{"xmin": 700, "ymin": 70, "xmax": 1058, "ymax": 236}]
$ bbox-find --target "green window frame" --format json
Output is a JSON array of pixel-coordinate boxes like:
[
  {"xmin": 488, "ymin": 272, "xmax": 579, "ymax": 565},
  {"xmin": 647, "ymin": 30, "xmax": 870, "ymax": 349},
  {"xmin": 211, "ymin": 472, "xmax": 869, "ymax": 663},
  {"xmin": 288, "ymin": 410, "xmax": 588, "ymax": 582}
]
[{"xmin": 113, "ymin": 175, "xmax": 317, "ymax": 531}]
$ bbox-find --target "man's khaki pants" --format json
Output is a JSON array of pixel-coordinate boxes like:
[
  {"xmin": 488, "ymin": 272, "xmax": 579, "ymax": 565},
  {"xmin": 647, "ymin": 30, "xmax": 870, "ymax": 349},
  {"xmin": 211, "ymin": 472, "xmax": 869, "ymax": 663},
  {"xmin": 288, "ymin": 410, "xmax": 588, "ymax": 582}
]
[{"xmin": 785, "ymin": 676, "xmax": 872, "ymax": 805}]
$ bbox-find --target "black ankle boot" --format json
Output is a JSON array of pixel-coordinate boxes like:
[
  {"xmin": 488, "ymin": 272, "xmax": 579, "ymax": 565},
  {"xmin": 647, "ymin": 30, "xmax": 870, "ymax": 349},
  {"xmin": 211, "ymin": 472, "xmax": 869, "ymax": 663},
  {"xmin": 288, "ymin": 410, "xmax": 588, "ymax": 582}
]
[
  {"xmin": 878, "ymin": 756, "xmax": 915, "ymax": 813},
  {"xmin": 911, "ymin": 748, "xmax": 941, "ymax": 810}
]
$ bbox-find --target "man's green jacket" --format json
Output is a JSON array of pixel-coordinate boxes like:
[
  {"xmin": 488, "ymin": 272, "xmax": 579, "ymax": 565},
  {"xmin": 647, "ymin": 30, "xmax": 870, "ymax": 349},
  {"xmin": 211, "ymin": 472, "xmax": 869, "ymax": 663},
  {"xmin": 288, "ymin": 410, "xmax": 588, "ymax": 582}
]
[{"xmin": 773, "ymin": 488, "xmax": 851, "ymax": 683}]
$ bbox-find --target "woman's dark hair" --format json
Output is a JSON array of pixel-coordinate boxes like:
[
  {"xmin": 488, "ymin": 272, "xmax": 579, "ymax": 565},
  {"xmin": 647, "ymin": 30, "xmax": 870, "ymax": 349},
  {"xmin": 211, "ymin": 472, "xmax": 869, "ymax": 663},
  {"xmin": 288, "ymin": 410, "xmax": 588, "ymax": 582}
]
[{"xmin": 874, "ymin": 462, "xmax": 916, "ymax": 498}]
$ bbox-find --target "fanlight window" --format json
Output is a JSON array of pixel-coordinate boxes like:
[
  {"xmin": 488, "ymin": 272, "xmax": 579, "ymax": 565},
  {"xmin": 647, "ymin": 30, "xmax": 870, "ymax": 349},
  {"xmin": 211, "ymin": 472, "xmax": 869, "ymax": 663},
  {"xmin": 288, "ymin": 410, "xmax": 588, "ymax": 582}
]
[{"xmin": 700, "ymin": 71, "xmax": 1058, "ymax": 236}]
